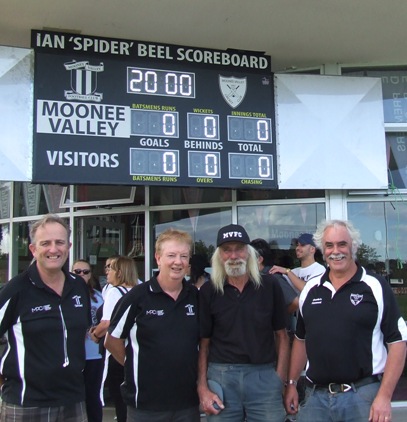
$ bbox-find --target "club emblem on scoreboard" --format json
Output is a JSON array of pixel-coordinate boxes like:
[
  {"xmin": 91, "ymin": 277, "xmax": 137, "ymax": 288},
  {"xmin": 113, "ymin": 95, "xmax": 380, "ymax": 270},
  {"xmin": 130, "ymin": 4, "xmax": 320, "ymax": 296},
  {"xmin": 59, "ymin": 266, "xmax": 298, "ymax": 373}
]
[
  {"xmin": 219, "ymin": 75, "xmax": 247, "ymax": 108},
  {"xmin": 64, "ymin": 60, "xmax": 104, "ymax": 102}
]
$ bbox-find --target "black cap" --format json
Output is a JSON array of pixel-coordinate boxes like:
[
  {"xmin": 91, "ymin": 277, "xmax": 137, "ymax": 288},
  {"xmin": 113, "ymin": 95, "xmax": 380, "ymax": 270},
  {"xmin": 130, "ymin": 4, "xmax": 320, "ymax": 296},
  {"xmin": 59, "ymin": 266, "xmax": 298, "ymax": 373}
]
[{"xmin": 217, "ymin": 224, "xmax": 250, "ymax": 247}]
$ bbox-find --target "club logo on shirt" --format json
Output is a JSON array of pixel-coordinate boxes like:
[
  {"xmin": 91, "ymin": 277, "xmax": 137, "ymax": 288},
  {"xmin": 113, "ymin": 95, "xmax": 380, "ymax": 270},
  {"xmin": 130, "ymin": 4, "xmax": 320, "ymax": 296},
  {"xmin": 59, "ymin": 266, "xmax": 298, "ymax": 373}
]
[
  {"xmin": 311, "ymin": 298, "xmax": 322, "ymax": 305},
  {"xmin": 31, "ymin": 304, "xmax": 52, "ymax": 313},
  {"xmin": 146, "ymin": 309, "xmax": 165, "ymax": 316},
  {"xmin": 350, "ymin": 293, "xmax": 363, "ymax": 306},
  {"xmin": 185, "ymin": 304, "xmax": 195, "ymax": 316},
  {"xmin": 72, "ymin": 295, "xmax": 84, "ymax": 308}
]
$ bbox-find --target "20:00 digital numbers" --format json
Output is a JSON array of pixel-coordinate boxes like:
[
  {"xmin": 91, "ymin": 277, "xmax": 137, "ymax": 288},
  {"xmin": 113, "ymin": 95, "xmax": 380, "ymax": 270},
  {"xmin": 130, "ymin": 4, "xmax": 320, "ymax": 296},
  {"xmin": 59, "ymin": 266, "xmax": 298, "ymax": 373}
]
[{"xmin": 127, "ymin": 67, "xmax": 195, "ymax": 98}]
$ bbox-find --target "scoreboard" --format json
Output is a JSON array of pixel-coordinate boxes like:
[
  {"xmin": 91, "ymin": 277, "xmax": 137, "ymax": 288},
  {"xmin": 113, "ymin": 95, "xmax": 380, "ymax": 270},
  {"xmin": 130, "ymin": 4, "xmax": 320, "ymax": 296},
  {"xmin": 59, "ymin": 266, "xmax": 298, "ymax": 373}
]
[{"xmin": 32, "ymin": 30, "xmax": 276, "ymax": 188}]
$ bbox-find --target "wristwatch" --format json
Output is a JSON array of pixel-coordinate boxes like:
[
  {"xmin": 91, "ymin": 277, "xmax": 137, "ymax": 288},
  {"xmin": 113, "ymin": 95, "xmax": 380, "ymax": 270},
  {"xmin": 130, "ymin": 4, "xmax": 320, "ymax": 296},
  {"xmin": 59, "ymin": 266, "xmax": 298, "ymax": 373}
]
[{"xmin": 286, "ymin": 268, "xmax": 291, "ymax": 274}]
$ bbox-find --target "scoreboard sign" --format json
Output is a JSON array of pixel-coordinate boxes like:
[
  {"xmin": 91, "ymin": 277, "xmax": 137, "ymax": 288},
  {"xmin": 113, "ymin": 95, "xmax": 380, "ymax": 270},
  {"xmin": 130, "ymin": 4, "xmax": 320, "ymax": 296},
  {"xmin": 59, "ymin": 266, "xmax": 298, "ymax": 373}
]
[{"xmin": 31, "ymin": 30, "xmax": 276, "ymax": 188}]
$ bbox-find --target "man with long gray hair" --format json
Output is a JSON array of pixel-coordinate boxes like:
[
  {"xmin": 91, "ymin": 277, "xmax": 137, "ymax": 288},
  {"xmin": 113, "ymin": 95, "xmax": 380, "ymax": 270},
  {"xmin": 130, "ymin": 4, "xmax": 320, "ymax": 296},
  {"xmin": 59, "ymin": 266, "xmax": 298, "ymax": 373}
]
[
  {"xmin": 284, "ymin": 219, "xmax": 407, "ymax": 422},
  {"xmin": 198, "ymin": 224, "xmax": 289, "ymax": 422}
]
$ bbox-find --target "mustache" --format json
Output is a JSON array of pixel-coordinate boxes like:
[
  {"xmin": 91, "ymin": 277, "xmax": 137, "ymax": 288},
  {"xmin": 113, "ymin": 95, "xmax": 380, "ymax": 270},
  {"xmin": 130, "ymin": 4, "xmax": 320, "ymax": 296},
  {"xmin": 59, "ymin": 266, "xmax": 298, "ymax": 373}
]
[
  {"xmin": 225, "ymin": 258, "xmax": 245, "ymax": 266},
  {"xmin": 327, "ymin": 253, "xmax": 346, "ymax": 261}
]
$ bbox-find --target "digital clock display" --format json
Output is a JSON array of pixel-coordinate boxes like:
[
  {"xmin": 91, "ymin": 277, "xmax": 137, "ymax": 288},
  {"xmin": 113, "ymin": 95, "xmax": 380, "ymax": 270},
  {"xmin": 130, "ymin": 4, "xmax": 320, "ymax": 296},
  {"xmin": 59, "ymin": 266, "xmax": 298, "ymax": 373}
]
[
  {"xmin": 127, "ymin": 67, "xmax": 195, "ymax": 98},
  {"xmin": 32, "ymin": 30, "xmax": 277, "ymax": 188}
]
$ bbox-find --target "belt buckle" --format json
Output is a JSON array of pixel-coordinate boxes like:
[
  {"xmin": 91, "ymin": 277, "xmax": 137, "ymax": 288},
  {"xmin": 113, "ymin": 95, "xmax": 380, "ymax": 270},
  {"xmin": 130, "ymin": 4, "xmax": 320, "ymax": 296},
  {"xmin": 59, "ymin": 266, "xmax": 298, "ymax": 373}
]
[{"xmin": 328, "ymin": 383, "xmax": 352, "ymax": 394}]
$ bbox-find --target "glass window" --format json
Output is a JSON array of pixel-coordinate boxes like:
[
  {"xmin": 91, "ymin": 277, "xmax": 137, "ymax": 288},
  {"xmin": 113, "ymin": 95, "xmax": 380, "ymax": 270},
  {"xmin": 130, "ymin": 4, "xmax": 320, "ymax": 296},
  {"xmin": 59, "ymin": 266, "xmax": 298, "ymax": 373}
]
[
  {"xmin": 13, "ymin": 182, "xmax": 65, "ymax": 217},
  {"xmin": 0, "ymin": 223, "xmax": 10, "ymax": 286},
  {"xmin": 0, "ymin": 182, "xmax": 12, "ymax": 219},
  {"xmin": 64, "ymin": 185, "xmax": 143, "ymax": 208},
  {"xmin": 387, "ymin": 133, "xmax": 407, "ymax": 189},
  {"xmin": 150, "ymin": 186, "xmax": 232, "ymax": 206},
  {"xmin": 238, "ymin": 203, "xmax": 326, "ymax": 251},
  {"xmin": 237, "ymin": 189, "xmax": 325, "ymax": 201},
  {"xmin": 14, "ymin": 221, "xmax": 31, "ymax": 274}
]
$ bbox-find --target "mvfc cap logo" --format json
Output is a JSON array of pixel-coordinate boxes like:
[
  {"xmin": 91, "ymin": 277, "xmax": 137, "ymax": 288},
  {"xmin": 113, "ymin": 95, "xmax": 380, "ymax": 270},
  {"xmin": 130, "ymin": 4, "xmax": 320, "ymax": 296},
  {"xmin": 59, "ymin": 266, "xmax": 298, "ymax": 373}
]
[
  {"xmin": 219, "ymin": 75, "xmax": 247, "ymax": 108},
  {"xmin": 64, "ymin": 60, "xmax": 104, "ymax": 102}
]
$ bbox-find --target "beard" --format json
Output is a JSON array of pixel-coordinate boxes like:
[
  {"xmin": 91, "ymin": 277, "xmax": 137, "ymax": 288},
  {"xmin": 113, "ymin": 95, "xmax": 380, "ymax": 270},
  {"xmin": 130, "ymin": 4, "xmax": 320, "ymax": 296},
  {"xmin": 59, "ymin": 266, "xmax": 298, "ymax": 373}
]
[{"xmin": 225, "ymin": 258, "xmax": 247, "ymax": 277}]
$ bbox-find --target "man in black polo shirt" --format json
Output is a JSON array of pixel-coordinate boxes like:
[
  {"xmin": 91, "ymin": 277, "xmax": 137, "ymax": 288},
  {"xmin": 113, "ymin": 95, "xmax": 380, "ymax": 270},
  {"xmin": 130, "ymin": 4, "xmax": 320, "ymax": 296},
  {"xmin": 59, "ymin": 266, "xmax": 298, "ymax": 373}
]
[
  {"xmin": 284, "ymin": 220, "xmax": 407, "ymax": 422},
  {"xmin": 198, "ymin": 224, "xmax": 289, "ymax": 422},
  {"xmin": 105, "ymin": 228, "xmax": 200, "ymax": 422}
]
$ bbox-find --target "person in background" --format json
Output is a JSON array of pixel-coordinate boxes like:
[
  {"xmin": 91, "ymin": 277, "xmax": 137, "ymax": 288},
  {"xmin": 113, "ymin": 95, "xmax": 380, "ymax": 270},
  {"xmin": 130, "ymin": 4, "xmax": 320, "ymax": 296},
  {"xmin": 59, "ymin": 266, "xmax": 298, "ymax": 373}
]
[
  {"xmin": 189, "ymin": 254, "xmax": 210, "ymax": 290},
  {"xmin": 285, "ymin": 220, "xmax": 407, "ymax": 422},
  {"xmin": 271, "ymin": 233, "xmax": 326, "ymax": 409},
  {"xmin": 105, "ymin": 228, "xmax": 200, "ymax": 422},
  {"xmin": 0, "ymin": 214, "xmax": 91, "ymax": 421},
  {"xmin": 198, "ymin": 224, "xmax": 289, "ymax": 422},
  {"xmin": 270, "ymin": 233, "xmax": 325, "ymax": 294},
  {"xmin": 72, "ymin": 259, "xmax": 104, "ymax": 422},
  {"xmin": 250, "ymin": 238, "xmax": 298, "ymax": 316},
  {"xmin": 90, "ymin": 256, "xmax": 138, "ymax": 422},
  {"xmin": 102, "ymin": 255, "xmax": 120, "ymax": 299}
]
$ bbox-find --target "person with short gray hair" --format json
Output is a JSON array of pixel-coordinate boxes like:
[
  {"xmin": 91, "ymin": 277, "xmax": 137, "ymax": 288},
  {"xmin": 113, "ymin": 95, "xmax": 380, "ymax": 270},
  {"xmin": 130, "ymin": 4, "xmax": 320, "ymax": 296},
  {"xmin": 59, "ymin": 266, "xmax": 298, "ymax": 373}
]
[{"xmin": 285, "ymin": 219, "xmax": 407, "ymax": 422}]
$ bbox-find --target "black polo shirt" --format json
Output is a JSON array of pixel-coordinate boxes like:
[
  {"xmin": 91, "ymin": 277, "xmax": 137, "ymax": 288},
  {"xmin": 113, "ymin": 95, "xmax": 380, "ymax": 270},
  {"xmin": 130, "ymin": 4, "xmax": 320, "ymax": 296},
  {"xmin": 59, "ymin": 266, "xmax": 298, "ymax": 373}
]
[
  {"xmin": 199, "ymin": 274, "xmax": 286, "ymax": 364},
  {"xmin": 296, "ymin": 265, "xmax": 407, "ymax": 384},
  {"xmin": 0, "ymin": 264, "xmax": 91, "ymax": 406},
  {"xmin": 108, "ymin": 277, "xmax": 199, "ymax": 411}
]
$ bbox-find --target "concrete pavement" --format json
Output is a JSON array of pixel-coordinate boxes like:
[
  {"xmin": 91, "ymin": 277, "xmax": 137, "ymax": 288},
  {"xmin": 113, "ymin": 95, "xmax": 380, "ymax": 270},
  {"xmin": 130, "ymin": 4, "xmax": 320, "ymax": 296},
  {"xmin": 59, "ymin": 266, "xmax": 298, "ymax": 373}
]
[{"xmin": 103, "ymin": 405, "xmax": 407, "ymax": 421}]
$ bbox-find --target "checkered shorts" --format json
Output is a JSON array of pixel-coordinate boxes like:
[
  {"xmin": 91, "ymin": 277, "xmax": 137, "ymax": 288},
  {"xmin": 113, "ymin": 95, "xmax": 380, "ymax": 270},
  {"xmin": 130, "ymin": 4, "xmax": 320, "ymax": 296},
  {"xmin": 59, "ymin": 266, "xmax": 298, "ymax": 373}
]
[{"xmin": 0, "ymin": 401, "xmax": 87, "ymax": 422}]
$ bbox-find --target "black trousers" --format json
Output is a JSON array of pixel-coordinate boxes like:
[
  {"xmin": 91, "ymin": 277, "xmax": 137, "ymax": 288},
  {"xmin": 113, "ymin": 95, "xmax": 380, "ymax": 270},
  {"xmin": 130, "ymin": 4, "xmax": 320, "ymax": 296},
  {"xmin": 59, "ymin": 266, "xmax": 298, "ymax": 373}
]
[{"xmin": 107, "ymin": 355, "xmax": 127, "ymax": 422}]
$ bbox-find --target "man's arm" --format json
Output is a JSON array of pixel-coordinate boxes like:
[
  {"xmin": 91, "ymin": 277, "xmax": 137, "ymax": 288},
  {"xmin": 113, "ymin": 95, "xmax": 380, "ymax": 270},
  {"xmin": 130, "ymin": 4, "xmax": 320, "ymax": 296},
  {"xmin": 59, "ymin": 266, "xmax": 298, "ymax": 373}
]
[
  {"xmin": 197, "ymin": 338, "xmax": 224, "ymax": 415},
  {"xmin": 104, "ymin": 333, "xmax": 126, "ymax": 366},
  {"xmin": 369, "ymin": 341, "xmax": 406, "ymax": 422},
  {"xmin": 270, "ymin": 265, "xmax": 306, "ymax": 292},
  {"xmin": 274, "ymin": 328, "xmax": 290, "ymax": 383},
  {"xmin": 284, "ymin": 337, "xmax": 307, "ymax": 415}
]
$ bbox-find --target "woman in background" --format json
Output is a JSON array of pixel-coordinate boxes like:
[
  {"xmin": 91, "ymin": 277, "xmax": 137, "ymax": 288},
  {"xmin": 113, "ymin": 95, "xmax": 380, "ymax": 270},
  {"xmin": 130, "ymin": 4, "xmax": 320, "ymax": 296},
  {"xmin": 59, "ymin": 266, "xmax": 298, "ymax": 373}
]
[
  {"xmin": 72, "ymin": 259, "xmax": 104, "ymax": 422},
  {"xmin": 90, "ymin": 256, "xmax": 138, "ymax": 422},
  {"xmin": 189, "ymin": 254, "xmax": 210, "ymax": 290}
]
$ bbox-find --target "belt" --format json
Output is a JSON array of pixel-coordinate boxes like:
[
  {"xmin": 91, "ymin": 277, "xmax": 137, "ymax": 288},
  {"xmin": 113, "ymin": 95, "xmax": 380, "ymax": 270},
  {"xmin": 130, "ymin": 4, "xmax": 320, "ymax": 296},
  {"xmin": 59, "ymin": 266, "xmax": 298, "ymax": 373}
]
[{"xmin": 306, "ymin": 375, "xmax": 381, "ymax": 394}]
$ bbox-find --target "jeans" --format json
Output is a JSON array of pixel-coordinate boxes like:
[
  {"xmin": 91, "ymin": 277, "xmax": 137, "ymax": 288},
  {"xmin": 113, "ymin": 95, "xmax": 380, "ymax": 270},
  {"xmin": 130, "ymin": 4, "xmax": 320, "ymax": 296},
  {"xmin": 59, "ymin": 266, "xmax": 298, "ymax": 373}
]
[
  {"xmin": 206, "ymin": 362, "xmax": 285, "ymax": 422},
  {"xmin": 297, "ymin": 381, "xmax": 381, "ymax": 422}
]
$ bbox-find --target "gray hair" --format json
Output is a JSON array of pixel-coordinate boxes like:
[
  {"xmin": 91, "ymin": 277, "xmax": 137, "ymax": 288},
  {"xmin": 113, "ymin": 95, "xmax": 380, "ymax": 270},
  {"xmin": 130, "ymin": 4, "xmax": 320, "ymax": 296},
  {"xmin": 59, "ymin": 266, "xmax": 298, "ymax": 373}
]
[
  {"xmin": 210, "ymin": 244, "xmax": 261, "ymax": 294},
  {"xmin": 313, "ymin": 219, "xmax": 361, "ymax": 261},
  {"xmin": 29, "ymin": 214, "xmax": 71, "ymax": 244}
]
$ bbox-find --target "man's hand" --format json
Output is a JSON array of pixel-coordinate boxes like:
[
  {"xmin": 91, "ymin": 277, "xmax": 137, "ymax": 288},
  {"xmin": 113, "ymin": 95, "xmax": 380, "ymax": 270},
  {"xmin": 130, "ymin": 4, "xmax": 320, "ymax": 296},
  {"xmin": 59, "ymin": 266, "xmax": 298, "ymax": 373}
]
[
  {"xmin": 198, "ymin": 385, "xmax": 224, "ymax": 415},
  {"xmin": 284, "ymin": 384, "xmax": 299, "ymax": 416},
  {"xmin": 368, "ymin": 394, "xmax": 392, "ymax": 422}
]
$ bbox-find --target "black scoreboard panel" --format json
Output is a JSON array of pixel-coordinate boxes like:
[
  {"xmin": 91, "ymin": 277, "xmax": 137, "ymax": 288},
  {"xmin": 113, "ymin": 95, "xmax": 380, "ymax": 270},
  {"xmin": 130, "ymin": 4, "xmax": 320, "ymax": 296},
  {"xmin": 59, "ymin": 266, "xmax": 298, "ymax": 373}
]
[{"xmin": 32, "ymin": 30, "xmax": 276, "ymax": 189}]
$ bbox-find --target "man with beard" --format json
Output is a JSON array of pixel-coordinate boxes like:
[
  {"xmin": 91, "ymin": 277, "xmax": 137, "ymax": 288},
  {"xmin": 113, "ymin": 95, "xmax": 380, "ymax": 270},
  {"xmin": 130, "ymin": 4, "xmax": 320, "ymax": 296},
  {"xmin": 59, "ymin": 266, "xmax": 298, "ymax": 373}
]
[
  {"xmin": 284, "ymin": 220, "xmax": 407, "ymax": 422},
  {"xmin": 198, "ymin": 224, "xmax": 289, "ymax": 422}
]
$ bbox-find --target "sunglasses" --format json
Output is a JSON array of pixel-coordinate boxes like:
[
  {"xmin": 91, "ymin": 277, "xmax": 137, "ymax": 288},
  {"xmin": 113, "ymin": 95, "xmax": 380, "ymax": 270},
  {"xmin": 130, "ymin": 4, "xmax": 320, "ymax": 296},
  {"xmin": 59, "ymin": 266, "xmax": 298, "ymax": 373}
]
[
  {"xmin": 73, "ymin": 269, "xmax": 91, "ymax": 275},
  {"xmin": 104, "ymin": 264, "xmax": 111, "ymax": 270}
]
